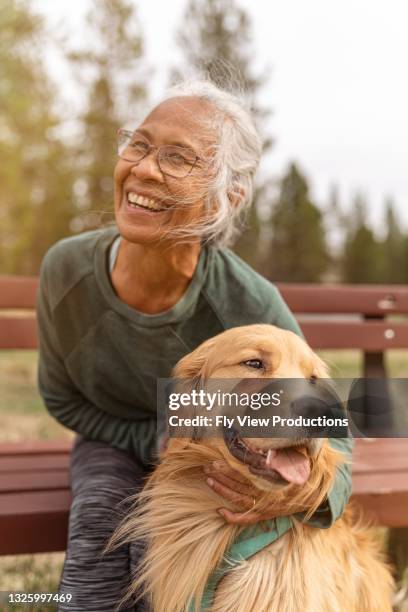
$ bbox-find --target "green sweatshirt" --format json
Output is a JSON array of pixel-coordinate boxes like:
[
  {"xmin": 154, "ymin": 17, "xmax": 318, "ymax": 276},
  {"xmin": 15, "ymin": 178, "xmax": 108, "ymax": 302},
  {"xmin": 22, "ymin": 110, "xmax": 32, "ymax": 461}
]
[{"xmin": 37, "ymin": 226, "xmax": 352, "ymax": 528}]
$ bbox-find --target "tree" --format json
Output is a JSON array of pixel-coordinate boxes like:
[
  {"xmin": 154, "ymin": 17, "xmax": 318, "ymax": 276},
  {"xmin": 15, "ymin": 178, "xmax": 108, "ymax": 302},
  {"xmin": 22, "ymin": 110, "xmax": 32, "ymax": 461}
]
[
  {"xmin": 378, "ymin": 199, "xmax": 406, "ymax": 283},
  {"xmin": 262, "ymin": 163, "xmax": 329, "ymax": 282},
  {"xmin": 0, "ymin": 0, "xmax": 75, "ymax": 273},
  {"xmin": 173, "ymin": 0, "xmax": 272, "ymax": 267},
  {"xmin": 341, "ymin": 195, "xmax": 382, "ymax": 283},
  {"xmin": 67, "ymin": 0, "xmax": 147, "ymax": 230}
]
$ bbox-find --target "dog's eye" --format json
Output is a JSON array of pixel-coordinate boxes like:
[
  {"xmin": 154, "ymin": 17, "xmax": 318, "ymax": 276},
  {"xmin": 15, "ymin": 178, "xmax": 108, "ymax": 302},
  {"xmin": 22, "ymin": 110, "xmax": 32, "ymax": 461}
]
[{"xmin": 242, "ymin": 359, "xmax": 264, "ymax": 369}]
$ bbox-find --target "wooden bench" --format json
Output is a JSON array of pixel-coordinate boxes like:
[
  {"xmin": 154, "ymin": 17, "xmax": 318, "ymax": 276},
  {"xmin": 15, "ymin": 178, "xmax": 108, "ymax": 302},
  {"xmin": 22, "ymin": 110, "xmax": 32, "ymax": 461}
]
[
  {"xmin": 0, "ymin": 275, "xmax": 407, "ymax": 555},
  {"xmin": 0, "ymin": 441, "xmax": 72, "ymax": 555}
]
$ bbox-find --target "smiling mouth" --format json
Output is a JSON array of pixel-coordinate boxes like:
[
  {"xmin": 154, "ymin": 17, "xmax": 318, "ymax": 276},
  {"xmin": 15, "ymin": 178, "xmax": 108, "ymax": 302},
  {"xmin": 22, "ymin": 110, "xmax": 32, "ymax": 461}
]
[
  {"xmin": 225, "ymin": 429, "xmax": 311, "ymax": 486},
  {"xmin": 126, "ymin": 191, "xmax": 168, "ymax": 213}
]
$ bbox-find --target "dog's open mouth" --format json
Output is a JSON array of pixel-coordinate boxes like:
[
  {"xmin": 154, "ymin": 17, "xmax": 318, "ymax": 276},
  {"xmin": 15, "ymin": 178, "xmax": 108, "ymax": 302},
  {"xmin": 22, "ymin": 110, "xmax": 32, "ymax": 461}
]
[{"xmin": 225, "ymin": 430, "xmax": 311, "ymax": 486}]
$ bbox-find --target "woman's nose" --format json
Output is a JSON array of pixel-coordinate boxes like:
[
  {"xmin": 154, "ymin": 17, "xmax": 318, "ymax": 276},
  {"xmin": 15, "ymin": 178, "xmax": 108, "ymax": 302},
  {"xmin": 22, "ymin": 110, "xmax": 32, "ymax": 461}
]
[{"xmin": 129, "ymin": 151, "xmax": 164, "ymax": 182}]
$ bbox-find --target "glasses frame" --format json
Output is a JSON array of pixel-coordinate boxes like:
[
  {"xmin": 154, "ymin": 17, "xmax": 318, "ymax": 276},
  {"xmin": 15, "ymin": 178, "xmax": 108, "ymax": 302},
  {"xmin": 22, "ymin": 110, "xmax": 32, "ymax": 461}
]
[{"xmin": 117, "ymin": 128, "xmax": 206, "ymax": 179}]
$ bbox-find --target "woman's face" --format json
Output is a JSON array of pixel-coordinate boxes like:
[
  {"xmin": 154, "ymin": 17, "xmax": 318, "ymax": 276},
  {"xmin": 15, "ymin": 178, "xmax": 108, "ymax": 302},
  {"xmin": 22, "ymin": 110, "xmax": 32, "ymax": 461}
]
[{"xmin": 114, "ymin": 96, "xmax": 216, "ymax": 245}]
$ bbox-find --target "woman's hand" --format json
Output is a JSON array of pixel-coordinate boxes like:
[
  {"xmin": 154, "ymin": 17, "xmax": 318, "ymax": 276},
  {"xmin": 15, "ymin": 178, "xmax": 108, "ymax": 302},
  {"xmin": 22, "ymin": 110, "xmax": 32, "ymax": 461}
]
[
  {"xmin": 204, "ymin": 460, "xmax": 316, "ymax": 525},
  {"xmin": 204, "ymin": 460, "xmax": 277, "ymax": 525}
]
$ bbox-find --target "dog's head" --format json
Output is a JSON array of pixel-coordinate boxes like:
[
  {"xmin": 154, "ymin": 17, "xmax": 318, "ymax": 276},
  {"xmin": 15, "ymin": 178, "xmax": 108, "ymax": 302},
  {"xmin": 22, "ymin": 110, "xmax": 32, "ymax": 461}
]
[{"xmin": 171, "ymin": 324, "xmax": 344, "ymax": 497}]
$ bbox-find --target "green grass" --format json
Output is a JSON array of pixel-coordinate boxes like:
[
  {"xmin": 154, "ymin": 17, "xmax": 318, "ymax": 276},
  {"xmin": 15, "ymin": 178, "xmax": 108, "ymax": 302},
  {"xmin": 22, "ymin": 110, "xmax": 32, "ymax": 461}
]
[
  {"xmin": 317, "ymin": 349, "xmax": 408, "ymax": 378},
  {"xmin": 0, "ymin": 350, "xmax": 72, "ymax": 443},
  {"xmin": 0, "ymin": 554, "xmax": 64, "ymax": 611}
]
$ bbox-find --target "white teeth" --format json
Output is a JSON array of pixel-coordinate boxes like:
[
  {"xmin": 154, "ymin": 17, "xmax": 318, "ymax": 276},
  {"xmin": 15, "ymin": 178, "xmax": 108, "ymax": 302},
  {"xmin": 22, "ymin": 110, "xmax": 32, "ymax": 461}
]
[
  {"xmin": 266, "ymin": 449, "xmax": 275, "ymax": 467},
  {"xmin": 127, "ymin": 192, "xmax": 165, "ymax": 211}
]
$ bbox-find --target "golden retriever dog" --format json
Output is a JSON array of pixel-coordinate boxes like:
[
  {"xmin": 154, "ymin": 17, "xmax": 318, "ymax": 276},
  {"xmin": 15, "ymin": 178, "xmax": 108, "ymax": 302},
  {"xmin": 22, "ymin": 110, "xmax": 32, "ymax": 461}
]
[{"xmin": 114, "ymin": 324, "xmax": 394, "ymax": 612}]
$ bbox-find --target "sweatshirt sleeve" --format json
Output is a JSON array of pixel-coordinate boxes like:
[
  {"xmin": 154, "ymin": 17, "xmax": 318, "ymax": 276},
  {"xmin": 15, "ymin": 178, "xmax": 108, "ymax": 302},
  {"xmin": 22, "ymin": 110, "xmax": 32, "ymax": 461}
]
[
  {"xmin": 272, "ymin": 287, "xmax": 353, "ymax": 526},
  {"xmin": 37, "ymin": 258, "xmax": 157, "ymax": 468}
]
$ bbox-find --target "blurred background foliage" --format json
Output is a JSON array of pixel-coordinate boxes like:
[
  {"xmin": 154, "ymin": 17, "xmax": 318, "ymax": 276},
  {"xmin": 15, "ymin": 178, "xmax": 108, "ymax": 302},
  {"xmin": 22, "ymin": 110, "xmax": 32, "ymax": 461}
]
[{"xmin": 1, "ymin": 0, "xmax": 408, "ymax": 282}]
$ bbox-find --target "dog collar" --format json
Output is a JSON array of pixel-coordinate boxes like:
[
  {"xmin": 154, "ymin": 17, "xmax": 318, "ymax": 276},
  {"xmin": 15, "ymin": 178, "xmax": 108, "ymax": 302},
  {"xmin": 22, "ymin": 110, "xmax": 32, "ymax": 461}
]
[{"xmin": 189, "ymin": 516, "xmax": 293, "ymax": 611}]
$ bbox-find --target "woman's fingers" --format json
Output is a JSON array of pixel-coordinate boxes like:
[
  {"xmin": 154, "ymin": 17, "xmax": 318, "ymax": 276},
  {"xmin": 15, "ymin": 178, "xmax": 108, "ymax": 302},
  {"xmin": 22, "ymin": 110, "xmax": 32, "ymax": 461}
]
[
  {"xmin": 204, "ymin": 460, "xmax": 251, "ymax": 485},
  {"xmin": 204, "ymin": 469, "xmax": 254, "ymax": 497},
  {"xmin": 217, "ymin": 508, "xmax": 262, "ymax": 525},
  {"xmin": 206, "ymin": 476, "xmax": 255, "ymax": 509}
]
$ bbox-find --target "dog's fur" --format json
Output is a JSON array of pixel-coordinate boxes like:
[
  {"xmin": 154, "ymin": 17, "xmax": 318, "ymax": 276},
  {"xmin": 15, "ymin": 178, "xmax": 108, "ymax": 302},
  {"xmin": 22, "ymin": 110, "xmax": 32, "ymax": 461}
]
[{"xmin": 114, "ymin": 324, "xmax": 394, "ymax": 611}]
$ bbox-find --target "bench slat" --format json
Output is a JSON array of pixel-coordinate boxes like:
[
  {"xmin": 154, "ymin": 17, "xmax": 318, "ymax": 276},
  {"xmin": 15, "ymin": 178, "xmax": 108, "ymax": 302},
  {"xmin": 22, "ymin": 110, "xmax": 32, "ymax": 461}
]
[
  {"xmin": 0, "ymin": 490, "xmax": 70, "ymax": 555},
  {"xmin": 0, "ymin": 471, "xmax": 69, "ymax": 493},
  {"xmin": 300, "ymin": 320, "xmax": 408, "ymax": 350},
  {"xmin": 350, "ymin": 491, "xmax": 408, "ymax": 528},
  {"xmin": 0, "ymin": 455, "xmax": 70, "ymax": 473},
  {"xmin": 353, "ymin": 439, "xmax": 408, "ymax": 473},
  {"xmin": 352, "ymin": 470, "xmax": 408, "ymax": 494},
  {"xmin": 0, "ymin": 440, "xmax": 73, "ymax": 456},
  {"xmin": 2, "ymin": 318, "xmax": 407, "ymax": 351},
  {"xmin": 1, "ymin": 277, "xmax": 408, "ymax": 315},
  {"xmin": 0, "ymin": 317, "xmax": 37, "ymax": 348},
  {"xmin": 278, "ymin": 283, "xmax": 408, "ymax": 315},
  {"xmin": 0, "ymin": 275, "xmax": 39, "ymax": 309}
]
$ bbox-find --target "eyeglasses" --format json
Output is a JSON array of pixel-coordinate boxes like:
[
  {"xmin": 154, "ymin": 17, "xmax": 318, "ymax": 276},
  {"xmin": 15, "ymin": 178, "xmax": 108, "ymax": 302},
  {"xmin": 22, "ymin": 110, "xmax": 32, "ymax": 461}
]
[{"xmin": 117, "ymin": 128, "xmax": 206, "ymax": 179}]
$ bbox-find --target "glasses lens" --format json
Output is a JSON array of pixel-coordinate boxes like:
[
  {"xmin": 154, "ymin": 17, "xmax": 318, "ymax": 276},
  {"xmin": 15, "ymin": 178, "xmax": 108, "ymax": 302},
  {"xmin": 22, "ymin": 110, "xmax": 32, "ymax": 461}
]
[
  {"xmin": 118, "ymin": 131, "xmax": 149, "ymax": 162},
  {"xmin": 159, "ymin": 146, "xmax": 196, "ymax": 178}
]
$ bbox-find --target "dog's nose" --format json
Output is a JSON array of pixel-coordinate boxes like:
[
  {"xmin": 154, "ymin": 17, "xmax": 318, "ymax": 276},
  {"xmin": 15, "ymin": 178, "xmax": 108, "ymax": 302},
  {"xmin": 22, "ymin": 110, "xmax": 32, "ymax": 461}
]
[{"xmin": 290, "ymin": 396, "xmax": 337, "ymax": 434}]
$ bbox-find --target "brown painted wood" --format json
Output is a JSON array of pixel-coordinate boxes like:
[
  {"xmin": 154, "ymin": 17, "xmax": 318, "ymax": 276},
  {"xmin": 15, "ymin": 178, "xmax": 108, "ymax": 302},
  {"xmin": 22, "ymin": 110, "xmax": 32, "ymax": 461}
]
[
  {"xmin": 0, "ymin": 317, "xmax": 37, "ymax": 348},
  {"xmin": 0, "ymin": 471, "xmax": 69, "ymax": 493},
  {"xmin": 0, "ymin": 454, "xmax": 70, "ymax": 473},
  {"xmin": 277, "ymin": 283, "xmax": 408, "ymax": 315},
  {"xmin": 350, "ymin": 492, "xmax": 408, "ymax": 528},
  {"xmin": 0, "ymin": 275, "xmax": 38, "ymax": 309},
  {"xmin": 353, "ymin": 438, "xmax": 408, "ymax": 464},
  {"xmin": 0, "ymin": 490, "xmax": 70, "ymax": 554},
  {"xmin": 3, "ymin": 318, "xmax": 408, "ymax": 351},
  {"xmin": 352, "ymin": 470, "xmax": 408, "ymax": 494},
  {"xmin": 299, "ymin": 320, "xmax": 408, "ymax": 351},
  {"xmin": 0, "ymin": 440, "xmax": 73, "ymax": 455}
]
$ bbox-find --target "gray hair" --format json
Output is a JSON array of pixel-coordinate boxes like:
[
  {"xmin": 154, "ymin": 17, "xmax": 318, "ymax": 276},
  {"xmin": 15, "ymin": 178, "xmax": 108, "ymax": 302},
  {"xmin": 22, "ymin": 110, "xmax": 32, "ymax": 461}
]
[{"xmin": 160, "ymin": 79, "xmax": 262, "ymax": 247}]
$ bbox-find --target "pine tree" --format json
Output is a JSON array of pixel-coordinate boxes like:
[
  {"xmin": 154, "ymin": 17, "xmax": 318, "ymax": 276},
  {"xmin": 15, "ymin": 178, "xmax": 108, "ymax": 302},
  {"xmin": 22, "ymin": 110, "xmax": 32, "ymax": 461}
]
[
  {"xmin": 67, "ymin": 0, "xmax": 146, "ymax": 230},
  {"xmin": 262, "ymin": 163, "xmax": 329, "ymax": 282},
  {"xmin": 0, "ymin": 0, "xmax": 75, "ymax": 273},
  {"xmin": 379, "ymin": 199, "xmax": 405, "ymax": 283},
  {"xmin": 341, "ymin": 195, "xmax": 382, "ymax": 283},
  {"xmin": 173, "ymin": 0, "xmax": 272, "ymax": 268}
]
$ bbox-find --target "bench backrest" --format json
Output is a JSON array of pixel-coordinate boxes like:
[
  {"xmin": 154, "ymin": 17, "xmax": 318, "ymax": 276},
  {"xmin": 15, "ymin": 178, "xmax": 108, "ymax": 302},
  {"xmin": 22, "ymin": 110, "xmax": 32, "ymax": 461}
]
[
  {"xmin": 277, "ymin": 283, "xmax": 408, "ymax": 377},
  {"xmin": 0, "ymin": 276, "xmax": 38, "ymax": 349},
  {"xmin": 1, "ymin": 275, "xmax": 408, "ymax": 374}
]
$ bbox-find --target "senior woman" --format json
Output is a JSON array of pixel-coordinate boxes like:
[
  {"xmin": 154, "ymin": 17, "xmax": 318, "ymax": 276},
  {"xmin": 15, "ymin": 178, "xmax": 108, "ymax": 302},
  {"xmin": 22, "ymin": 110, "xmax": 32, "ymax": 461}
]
[{"xmin": 37, "ymin": 80, "xmax": 352, "ymax": 611}]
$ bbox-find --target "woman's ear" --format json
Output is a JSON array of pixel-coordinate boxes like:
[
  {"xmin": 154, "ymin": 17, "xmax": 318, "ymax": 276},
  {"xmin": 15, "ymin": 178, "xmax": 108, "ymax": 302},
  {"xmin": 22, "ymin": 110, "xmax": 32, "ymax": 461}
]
[{"xmin": 228, "ymin": 184, "xmax": 246, "ymax": 208}]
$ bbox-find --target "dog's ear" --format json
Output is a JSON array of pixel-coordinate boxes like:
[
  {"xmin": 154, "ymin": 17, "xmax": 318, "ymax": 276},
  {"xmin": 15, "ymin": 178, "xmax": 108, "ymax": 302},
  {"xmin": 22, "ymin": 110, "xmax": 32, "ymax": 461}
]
[{"xmin": 172, "ymin": 337, "xmax": 217, "ymax": 379}]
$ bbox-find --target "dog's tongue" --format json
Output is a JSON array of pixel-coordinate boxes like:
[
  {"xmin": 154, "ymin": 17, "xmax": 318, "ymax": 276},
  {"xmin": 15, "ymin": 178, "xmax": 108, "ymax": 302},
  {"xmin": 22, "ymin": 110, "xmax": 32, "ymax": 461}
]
[{"xmin": 266, "ymin": 448, "xmax": 310, "ymax": 485}]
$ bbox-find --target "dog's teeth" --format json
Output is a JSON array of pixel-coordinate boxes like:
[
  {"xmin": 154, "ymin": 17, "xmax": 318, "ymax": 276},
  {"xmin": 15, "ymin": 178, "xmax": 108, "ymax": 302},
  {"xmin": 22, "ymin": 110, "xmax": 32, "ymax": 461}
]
[{"xmin": 266, "ymin": 449, "xmax": 276, "ymax": 467}]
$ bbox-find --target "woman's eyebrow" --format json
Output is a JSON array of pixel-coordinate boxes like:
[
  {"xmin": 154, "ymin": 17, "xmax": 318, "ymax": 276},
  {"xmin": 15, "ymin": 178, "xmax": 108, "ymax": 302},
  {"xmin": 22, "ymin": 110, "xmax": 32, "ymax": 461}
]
[{"xmin": 135, "ymin": 126, "xmax": 197, "ymax": 151}]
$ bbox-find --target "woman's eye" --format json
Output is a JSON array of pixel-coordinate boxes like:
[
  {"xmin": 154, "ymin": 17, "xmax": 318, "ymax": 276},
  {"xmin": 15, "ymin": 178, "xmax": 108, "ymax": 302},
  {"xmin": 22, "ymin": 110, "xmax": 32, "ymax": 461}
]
[
  {"xmin": 164, "ymin": 152, "xmax": 189, "ymax": 167},
  {"xmin": 168, "ymin": 153, "xmax": 185, "ymax": 164},
  {"xmin": 131, "ymin": 140, "xmax": 149, "ymax": 152},
  {"xmin": 241, "ymin": 359, "xmax": 264, "ymax": 369}
]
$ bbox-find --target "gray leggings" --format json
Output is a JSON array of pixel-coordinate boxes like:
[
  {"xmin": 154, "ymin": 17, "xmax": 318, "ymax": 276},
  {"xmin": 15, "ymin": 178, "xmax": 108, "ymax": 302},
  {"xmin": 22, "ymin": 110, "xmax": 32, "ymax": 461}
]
[{"xmin": 58, "ymin": 437, "xmax": 151, "ymax": 612}]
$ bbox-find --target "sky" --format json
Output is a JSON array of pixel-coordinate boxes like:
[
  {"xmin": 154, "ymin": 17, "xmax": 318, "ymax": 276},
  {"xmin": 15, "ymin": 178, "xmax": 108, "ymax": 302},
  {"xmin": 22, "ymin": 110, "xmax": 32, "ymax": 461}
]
[{"xmin": 33, "ymin": 0, "xmax": 408, "ymax": 232}]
